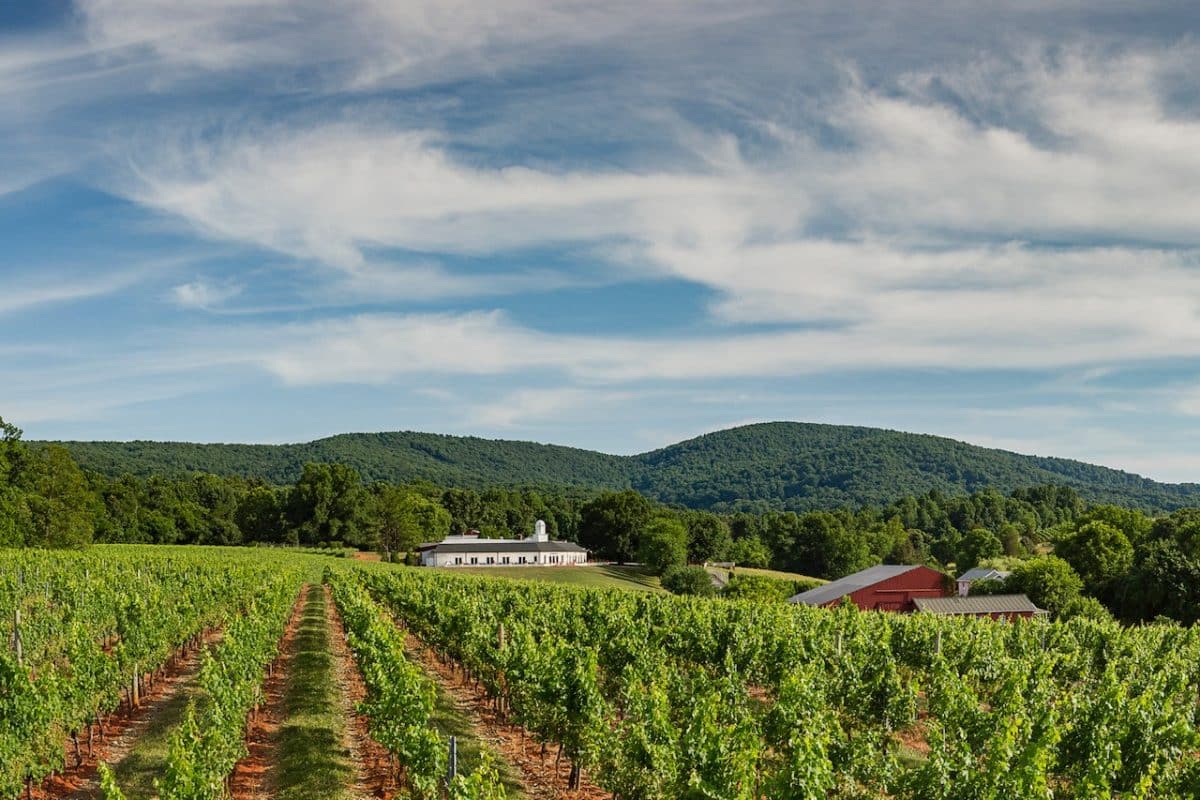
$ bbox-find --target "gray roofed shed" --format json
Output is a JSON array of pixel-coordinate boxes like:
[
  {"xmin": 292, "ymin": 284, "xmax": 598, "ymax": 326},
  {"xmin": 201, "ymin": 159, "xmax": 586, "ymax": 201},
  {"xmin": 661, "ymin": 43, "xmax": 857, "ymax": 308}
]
[
  {"xmin": 957, "ymin": 567, "xmax": 1011, "ymax": 582},
  {"xmin": 914, "ymin": 594, "xmax": 1047, "ymax": 616}
]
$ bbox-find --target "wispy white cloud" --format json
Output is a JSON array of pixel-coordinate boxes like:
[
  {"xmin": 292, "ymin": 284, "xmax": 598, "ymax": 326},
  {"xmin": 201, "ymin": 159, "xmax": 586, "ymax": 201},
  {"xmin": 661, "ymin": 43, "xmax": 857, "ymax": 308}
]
[
  {"xmin": 73, "ymin": 0, "xmax": 774, "ymax": 89},
  {"xmin": 0, "ymin": 270, "xmax": 139, "ymax": 315},
  {"xmin": 236, "ymin": 299, "xmax": 1200, "ymax": 387},
  {"xmin": 465, "ymin": 387, "xmax": 617, "ymax": 429},
  {"xmin": 170, "ymin": 278, "xmax": 243, "ymax": 309},
  {"xmin": 124, "ymin": 124, "xmax": 761, "ymax": 270}
]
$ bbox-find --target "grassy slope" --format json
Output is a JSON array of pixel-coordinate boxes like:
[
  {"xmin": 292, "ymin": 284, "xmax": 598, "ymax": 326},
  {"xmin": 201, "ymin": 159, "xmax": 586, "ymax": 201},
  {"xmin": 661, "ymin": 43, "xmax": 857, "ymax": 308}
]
[
  {"xmin": 444, "ymin": 565, "xmax": 665, "ymax": 593},
  {"xmin": 714, "ymin": 565, "xmax": 826, "ymax": 584}
]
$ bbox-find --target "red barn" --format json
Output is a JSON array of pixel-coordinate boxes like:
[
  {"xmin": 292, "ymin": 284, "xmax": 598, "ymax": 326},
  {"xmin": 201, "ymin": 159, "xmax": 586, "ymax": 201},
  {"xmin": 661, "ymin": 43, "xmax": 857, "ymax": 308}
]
[{"xmin": 787, "ymin": 565, "xmax": 949, "ymax": 612}]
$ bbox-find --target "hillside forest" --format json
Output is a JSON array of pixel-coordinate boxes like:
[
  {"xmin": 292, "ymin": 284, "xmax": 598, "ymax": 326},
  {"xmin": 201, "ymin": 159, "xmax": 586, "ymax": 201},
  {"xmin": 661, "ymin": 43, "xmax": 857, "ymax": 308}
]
[
  {"xmin": 47, "ymin": 421, "xmax": 1200, "ymax": 512},
  {"xmin": 6, "ymin": 416, "xmax": 1200, "ymax": 626}
]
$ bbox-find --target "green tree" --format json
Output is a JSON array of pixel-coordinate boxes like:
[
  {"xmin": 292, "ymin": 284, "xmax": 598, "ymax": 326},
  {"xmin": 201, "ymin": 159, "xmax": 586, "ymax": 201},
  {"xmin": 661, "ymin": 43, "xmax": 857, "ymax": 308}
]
[
  {"xmin": 372, "ymin": 487, "xmax": 451, "ymax": 562},
  {"xmin": 1076, "ymin": 505, "xmax": 1152, "ymax": 546},
  {"xmin": 729, "ymin": 536, "xmax": 771, "ymax": 568},
  {"xmin": 956, "ymin": 528, "xmax": 1003, "ymax": 570},
  {"xmin": 637, "ymin": 515, "xmax": 689, "ymax": 575},
  {"xmin": 1059, "ymin": 595, "xmax": 1114, "ymax": 623},
  {"xmin": 1004, "ymin": 556, "xmax": 1083, "ymax": 617},
  {"xmin": 721, "ymin": 574, "xmax": 794, "ymax": 602},
  {"xmin": 0, "ymin": 417, "xmax": 30, "ymax": 547},
  {"xmin": 661, "ymin": 565, "xmax": 717, "ymax": 596},
  {"xmin": 791, "ymin": 512, "xmax": 873, "ymax": 579},
  {"xmin": 1057, "ymin": 520, "xmax": 1134, "ymax": 589},
  {"xmin": 578, "ymin": 490, "xmax": 652, "ymax": 563},
  {"xmin": 235, "ymin": 486, "xmax": 285, "ymax": 543},
  {"xmin": 684, "ymin": 512, "xmax": 733, "ymax": 563},
  {"xmin": 24, "ymin": 446, "xmax": 94, "ymax": 548},
  {"xmin": 998, "ymin": 523, "xmax": 1026, "ymax": 557},
  {"xmin": 286, "ymin": 463, "xmax": 369, "ymax": 546},
  {"xmin": 1119, "ymin": 539, "xmax": 1200, "ymax": 624}
]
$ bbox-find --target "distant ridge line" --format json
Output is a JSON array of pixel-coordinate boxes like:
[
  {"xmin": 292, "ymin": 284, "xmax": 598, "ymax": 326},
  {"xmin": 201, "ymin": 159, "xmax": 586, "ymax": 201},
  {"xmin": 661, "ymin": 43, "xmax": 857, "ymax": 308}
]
[{"xmin": 38, "ymin": 421, "xmax": 1200, "ymax": 513}]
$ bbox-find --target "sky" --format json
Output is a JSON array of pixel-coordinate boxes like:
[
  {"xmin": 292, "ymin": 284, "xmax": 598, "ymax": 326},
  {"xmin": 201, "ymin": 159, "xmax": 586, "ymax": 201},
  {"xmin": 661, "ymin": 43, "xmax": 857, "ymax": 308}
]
[{"xmin": 4, "ymin": 2, "xmax": 1200, "ymax": 480}]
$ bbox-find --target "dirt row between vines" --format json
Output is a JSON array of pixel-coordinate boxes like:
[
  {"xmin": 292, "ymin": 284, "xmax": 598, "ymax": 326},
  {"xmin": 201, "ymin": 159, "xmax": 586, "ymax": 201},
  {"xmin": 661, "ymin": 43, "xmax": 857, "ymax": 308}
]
[
  {"xmin": 37, "ymin": 628, "xmax": 224, "ymax": 800},
  {"xmin": 402, "ymin": 633, "xmax": 608, "ymax": 800},
  {"xmin": 324, "ymin": 583, "xmax": 394, "ymax": 800}
]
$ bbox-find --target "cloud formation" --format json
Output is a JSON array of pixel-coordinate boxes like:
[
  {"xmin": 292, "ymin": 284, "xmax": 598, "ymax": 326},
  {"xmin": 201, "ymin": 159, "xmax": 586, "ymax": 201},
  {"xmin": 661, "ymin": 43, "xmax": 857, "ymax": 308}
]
[
  {"xmin": 112, "ymin": 44, "xmax": 1200, "ymax": 381},
  {"xmin": 6, "ymin": 0, "xmax": 1200, "ymax": 479}
]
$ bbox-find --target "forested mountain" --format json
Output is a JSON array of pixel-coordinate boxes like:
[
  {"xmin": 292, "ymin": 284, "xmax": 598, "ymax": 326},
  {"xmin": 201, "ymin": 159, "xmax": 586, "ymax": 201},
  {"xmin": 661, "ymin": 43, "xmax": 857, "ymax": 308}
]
[
  {"xmin": 43, "ymin": 422, "xmax": 1200, "ymax": 512},
  {"xmin": 629, "ymin": 423, "xmax": 1200, "ymax": 512},
  {"xmin": 49, "ymin": 432, "xmax": 630, "ymax": 491}
]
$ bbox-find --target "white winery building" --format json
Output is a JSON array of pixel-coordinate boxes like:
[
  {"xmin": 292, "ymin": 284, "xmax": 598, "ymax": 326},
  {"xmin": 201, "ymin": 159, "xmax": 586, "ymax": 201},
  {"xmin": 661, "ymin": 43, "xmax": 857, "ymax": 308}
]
[{"xmin": 417, "ymin": 520, "xmax": 588, "ymax": 568}]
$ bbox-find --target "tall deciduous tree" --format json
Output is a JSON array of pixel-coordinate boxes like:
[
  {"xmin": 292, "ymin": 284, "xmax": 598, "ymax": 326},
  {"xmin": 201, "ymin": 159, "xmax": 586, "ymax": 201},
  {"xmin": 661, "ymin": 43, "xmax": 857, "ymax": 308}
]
[
  {"xmin": 1004, "ymin": 556, "xmax": 1083, "ymax": 617},
  {"xmin": 235, "ymin": 486, "xmax": 286, "ymax": 543},
  {"xmin": 729, "ymin": 535, "xmax": 771, "ymax": 568},
  {"xmin": 684, "ymin": 511, "xmax": 733, "ymax": 563},
  {"xmin": 957, "ymin": 528, "xmax": 1003, "ymax": 570},
  {"xmin": 372, "ymin": 487, "xmax": 451, "ymax": 562},
  {"xmin": 637, "ymin": 515, "xmax": 689, "ymax": 575},
  {"xmin": 0, "ymin": 417, "xmax": 30, "ymax": 547},
  {"xmin": 286, "ymin": 462, "xmax": 369, "ymax": 546},
  {"xmin": 1057, "ymin": 520, "xmax": 1134, "ymax": 590},
  {"xmin": 25, "ymin": 445, "xmax": 94, "ymax": 548},
  {"xmin": 578, "ymin": 490, "xmax": 652, "ymax": 563}
]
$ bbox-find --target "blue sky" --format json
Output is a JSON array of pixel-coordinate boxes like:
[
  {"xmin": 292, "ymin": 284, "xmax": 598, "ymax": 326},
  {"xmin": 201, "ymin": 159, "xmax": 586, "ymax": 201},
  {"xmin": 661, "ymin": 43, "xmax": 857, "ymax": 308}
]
[{"xmin": 4, "ymin": 2, "xmax": 1200, "ymax": 480}]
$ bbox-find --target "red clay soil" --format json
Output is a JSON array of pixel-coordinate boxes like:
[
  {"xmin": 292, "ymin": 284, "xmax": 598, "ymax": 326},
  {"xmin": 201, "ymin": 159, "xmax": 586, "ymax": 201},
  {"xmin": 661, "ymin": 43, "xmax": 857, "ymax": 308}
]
[
  {"xmin": 895, "ymin": 718, "xmax": 932, "ymax": 757},
  {"xmin": 403, "ymin": 633, "xmax": 608, "ymax": 800},
  {"xmin": 36, "ymin": 628, "xmax": 223, "ymax": 800},
  {"xmin": 325, "ymin": 584, "xmax": 399, "ymax": 799},
  {"xmin": 229, "ymin": 586, "xmax": 308, "ymax": 800}
]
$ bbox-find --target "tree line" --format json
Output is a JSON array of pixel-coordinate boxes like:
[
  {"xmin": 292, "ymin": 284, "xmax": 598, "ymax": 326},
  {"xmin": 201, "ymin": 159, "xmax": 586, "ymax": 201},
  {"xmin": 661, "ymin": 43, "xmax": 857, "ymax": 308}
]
[{"xmin": 4, "ymin": 417, "xmax": 1200, "ymax": 624}]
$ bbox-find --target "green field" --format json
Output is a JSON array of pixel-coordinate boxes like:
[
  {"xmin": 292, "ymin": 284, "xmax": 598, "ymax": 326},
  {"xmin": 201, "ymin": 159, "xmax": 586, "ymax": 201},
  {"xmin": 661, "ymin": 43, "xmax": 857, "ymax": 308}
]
[
  {"xmin": 706, "ymin": 565, "xmax": 826, "ymax": 584},
  {"xmin": 440, "ymin": 564, "xmax": 665, "ymax": 592}
]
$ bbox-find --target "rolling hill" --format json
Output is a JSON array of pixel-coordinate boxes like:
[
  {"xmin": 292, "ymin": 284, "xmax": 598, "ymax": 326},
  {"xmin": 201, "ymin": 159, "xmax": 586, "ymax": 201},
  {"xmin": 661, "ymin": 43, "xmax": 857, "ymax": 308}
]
[{"xmin": 43, "ymin": 422, "xmax": 1200, "ymax": 512}]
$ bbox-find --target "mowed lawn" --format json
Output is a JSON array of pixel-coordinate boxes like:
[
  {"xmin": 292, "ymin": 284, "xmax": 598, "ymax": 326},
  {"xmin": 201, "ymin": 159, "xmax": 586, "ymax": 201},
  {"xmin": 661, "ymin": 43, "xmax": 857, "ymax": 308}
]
[
  {"xmin": 718, "ymin": 565, "xmax": 826, "ymax": 584},
  {"xmin": 442, "ymin": 564, "xmax": 665, "ymax": 592}
]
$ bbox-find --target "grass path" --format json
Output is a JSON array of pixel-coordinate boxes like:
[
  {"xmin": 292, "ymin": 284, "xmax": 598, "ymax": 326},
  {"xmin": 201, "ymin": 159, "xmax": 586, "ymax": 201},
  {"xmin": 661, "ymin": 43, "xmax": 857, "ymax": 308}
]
[
  {"xmin": 107, "ymin": 673, "xmax": 208, "ymax": 798},
  {"xmin": 425, "ymin": 671, "xmax": 526, "ymax": 797},
  {"xmin": 266, "ymin": 585, "xmax": 365, "ymax": 800}
]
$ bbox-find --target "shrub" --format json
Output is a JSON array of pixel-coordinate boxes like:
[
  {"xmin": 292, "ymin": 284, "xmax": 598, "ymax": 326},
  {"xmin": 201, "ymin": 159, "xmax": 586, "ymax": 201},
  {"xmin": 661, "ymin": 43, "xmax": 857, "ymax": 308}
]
[{"xmin": 661, "ymin": 565, "xmax": 716, "ymax": 597}]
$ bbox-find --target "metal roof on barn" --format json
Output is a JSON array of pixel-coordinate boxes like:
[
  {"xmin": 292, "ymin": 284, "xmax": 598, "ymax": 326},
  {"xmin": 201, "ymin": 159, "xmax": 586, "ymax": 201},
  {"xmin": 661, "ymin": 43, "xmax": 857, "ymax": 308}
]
[{"xmin": 786, "ymin": 565, "xmax": 925, "ymax": 606}]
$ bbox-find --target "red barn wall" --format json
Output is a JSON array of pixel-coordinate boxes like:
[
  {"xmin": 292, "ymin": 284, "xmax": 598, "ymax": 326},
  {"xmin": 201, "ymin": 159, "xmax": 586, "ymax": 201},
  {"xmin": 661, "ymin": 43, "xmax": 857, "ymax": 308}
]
[{"xmin": 827, "ymin": 566, "xmax": 948, "ymax": 612}]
